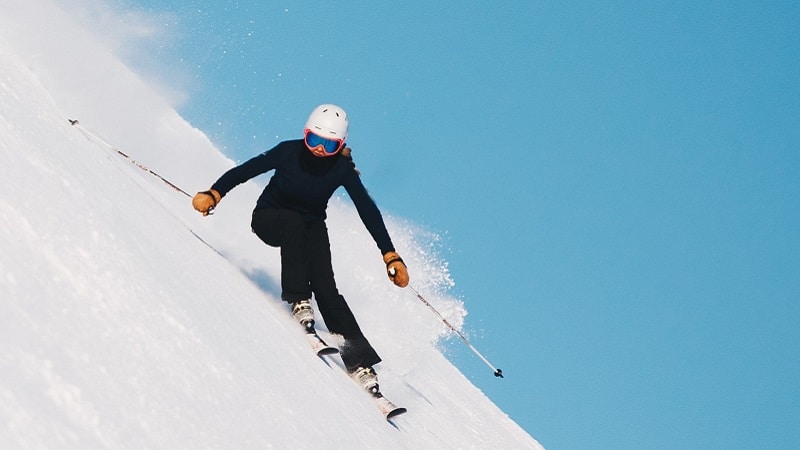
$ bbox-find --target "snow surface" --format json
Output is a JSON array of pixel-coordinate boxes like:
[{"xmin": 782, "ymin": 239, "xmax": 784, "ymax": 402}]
[{"xmin": 0, "ymin": 0, "xmax": 542, "ymax": 448}]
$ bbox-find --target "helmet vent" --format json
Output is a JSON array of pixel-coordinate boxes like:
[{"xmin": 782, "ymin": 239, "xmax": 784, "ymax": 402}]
[{"xmin": 305, "ymin": 103, "xmax": 348, "ymax": 141}]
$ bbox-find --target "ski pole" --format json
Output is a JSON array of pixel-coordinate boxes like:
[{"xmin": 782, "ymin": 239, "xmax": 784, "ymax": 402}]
[
  {"xmin": 68, "ymin": 118, "xmax": 226, "ymax": 255},
  {"xmin": 68, "ymin": 119, "xmax": 192, "ymax": 198},
  {"xmin": 408, "ymin": 284, "xmax": 503, "ymax": 378}
]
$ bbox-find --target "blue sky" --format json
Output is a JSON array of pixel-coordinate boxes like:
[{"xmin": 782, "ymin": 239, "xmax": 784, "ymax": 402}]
[{"xmin": 115, "ymin": 1, "xmax": 799, "ymax": 448}]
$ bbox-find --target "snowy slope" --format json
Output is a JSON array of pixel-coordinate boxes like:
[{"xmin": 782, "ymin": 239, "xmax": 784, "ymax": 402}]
[{"xmin": 0, "ymin": 0, "xmax": 542, "ymax": 448}]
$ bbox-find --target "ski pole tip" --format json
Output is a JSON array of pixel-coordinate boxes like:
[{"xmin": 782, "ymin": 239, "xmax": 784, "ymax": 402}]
[{"xmin": 494, "ymin": 369, "xmax": 504, "ymax": 378}]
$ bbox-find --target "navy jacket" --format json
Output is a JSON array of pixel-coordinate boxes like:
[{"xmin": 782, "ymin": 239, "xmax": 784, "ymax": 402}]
[{"xmin": 212, "ymin": 139, "xmax": 395, "ymax": 254}]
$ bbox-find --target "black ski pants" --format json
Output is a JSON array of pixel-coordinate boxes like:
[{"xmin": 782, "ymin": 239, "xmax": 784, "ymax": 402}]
[{"xmin": 251, "ymin": 208, "xmax": 381, "ymax": 371}]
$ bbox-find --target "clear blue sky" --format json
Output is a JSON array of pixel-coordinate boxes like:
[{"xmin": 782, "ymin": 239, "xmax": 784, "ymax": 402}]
[{"xmin": 118, "ymin": 1, "xmax": 799, "ymax": 448}]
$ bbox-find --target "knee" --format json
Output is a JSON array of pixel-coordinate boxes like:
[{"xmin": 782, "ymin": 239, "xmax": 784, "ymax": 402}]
[{"xmin": 251, "ymin": 209, "xmax": 306, "ymax": 247}]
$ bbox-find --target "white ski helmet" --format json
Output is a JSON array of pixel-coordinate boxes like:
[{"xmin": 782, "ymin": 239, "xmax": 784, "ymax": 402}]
[{"xmin": 304, "ymin": 103, "xmax": 349, "ymax": 142}]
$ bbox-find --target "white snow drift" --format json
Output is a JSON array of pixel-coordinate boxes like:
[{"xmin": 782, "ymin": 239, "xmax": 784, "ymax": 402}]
[{"xmin": 0, "ymin": 0, "xmax": 542, "ymax": 448}]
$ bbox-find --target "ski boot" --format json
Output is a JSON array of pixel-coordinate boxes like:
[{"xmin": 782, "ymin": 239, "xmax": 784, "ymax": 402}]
[
  {"xmin": 351, "ymin": 366, "xmax": 380, "ymax": 395},
  {"xmin": 351, "ymin": 366, "xmax": 407, "ymax": 419},
  {"xmin": 292, "ymin": 299, "xmax": 338, "ymax": 356},
  {"xmin": 292, "ymin": 299, "xmax": 315, "ymax": 331}
]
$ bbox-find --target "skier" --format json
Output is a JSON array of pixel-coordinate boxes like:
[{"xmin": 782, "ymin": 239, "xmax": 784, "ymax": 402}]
[{"xmin": 192, "ymin": 104, "xmax": 409, "ymax": 394}]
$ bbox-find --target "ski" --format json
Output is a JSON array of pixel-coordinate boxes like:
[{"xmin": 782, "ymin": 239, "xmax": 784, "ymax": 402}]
[
  {"xmin": 294, "ymin": 304, "xmax": 405, "ymax": 420},
  {"xmin": 371, "ymin": 392, "xmax": 407, "ymax": 420},
  {"xmin": 351, "ymin": 367, "xmax": 407, "ymax": 420},
  {"xmin": 304, "ymin": 328, "xmax": 339, "ymax": 357}
]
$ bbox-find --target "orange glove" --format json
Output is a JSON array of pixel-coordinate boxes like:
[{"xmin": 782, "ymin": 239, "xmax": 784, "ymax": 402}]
[
  {"xmin": 383, "ymin": 251, "xmax": 409, "ymax": 288},
  {"xmin": 192, "ymin": 189, "xmax": 221, "ymax": 216}
]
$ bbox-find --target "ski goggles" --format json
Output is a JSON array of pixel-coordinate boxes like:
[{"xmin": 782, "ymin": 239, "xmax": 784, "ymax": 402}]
[{"xmin": 304, "ymin": 129, "xmax": 344, "ymax": 156}]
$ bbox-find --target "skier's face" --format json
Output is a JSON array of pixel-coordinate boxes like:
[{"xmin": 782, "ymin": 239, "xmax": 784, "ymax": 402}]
[{"xmin": 304, "ymin": 129, "xmax": 344, "ymax": 157}]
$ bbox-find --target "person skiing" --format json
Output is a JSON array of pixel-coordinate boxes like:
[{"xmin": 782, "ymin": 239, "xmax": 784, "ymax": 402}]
[{"xmin": 192, "ymin": 103, "xmax": 409, "ymax": 394}]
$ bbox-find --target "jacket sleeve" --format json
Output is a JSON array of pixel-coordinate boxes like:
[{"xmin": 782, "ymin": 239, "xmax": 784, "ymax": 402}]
[
  {"xmin": 343, "ymin": 169, "xmax": 395, "ymax": 255},
  {"xmin": 211, "ymin": 145, "xmax": 281, "ymax": 197}
]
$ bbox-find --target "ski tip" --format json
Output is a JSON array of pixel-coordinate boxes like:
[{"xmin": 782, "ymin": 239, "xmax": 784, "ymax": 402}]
[
  {"xmin": 316, "ymin": 347, "xmax": 340, "ymax": 356},
  {"xmin": 385, "ymin": 407, "xmax": 407, "ymax": 420}
]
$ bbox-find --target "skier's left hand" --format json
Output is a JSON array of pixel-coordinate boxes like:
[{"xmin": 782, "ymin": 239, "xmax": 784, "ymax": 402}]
[{"xmin": 383, "ymin": 251, "xmax": 409, "ymax": 288}]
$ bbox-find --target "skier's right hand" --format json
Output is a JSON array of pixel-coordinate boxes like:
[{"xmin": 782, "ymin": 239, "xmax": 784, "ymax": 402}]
[{"xmin": 192, "ymin": 189, "xmax": 221, "ymax": 216}]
